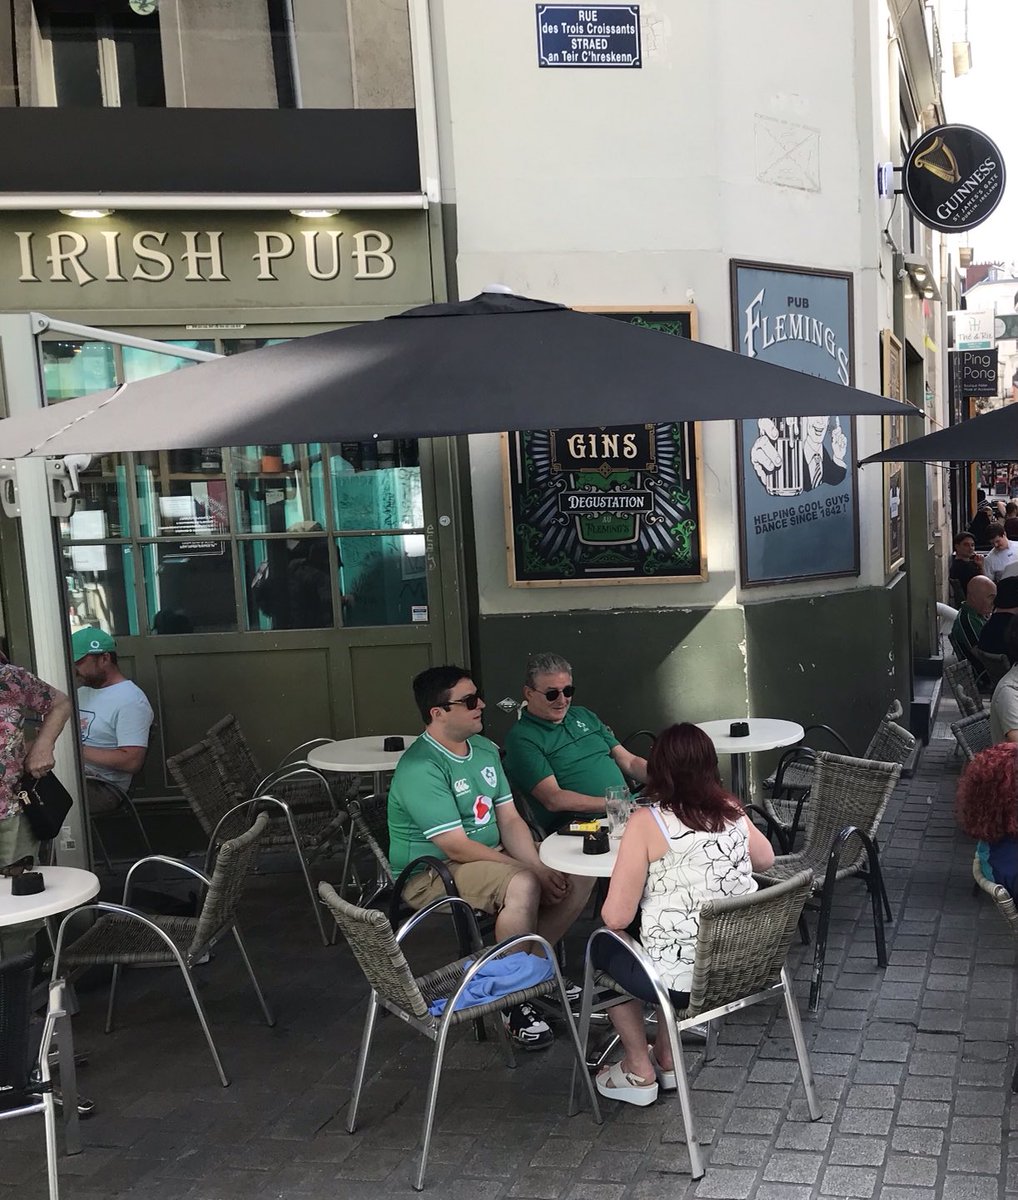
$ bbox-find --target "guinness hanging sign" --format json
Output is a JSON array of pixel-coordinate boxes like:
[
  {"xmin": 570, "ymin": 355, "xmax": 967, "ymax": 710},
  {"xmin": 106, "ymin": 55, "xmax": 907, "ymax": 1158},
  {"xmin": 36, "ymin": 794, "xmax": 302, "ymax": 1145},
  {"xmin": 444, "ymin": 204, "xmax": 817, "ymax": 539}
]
[{"xmin": 903, "ymin": 124, "xmax": 1005, "ymax": 234}]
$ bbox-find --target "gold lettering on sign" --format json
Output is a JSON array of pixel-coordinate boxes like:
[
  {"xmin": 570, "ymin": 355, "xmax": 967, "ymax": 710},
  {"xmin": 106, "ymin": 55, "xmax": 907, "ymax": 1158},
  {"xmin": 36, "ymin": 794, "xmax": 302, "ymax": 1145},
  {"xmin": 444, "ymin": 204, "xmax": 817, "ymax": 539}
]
[
  {"xmin": 181, "ymin": 231, "xmax": 227, "ymax": 282},
  {"xmin": 100, "ymin": 231, "xmax": 126, "ymax": 281},
  {"xmin": 352, "ymin": 230, "xmax": 395, "ymax": 280},
  {"xmin": 15, "ymin": 232, "xmax": 39, "ymax": 282},
  {"xmin": 253, "ymin": 231, "xmax": 294, "ymax": 281},
  {"xmin": 132, "ymin": 232, "xmax": 173, "ymax": 282},
  {"xmin": 302, "ymin": 229, "xmax": 343, "ymax": 281},
  {"xmin": 566, "ymin": 432, "xmax": 639, "ymax": 459},
  {"xmin": 47, "ymin": 232, "xmax": 95, "ymax": 285}
]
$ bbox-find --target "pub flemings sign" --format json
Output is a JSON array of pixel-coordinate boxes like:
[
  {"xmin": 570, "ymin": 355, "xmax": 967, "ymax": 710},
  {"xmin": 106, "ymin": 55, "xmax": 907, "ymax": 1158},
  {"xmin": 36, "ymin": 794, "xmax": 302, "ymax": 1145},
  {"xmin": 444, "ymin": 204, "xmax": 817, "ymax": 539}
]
[{"xmin": 902, "ymin": 123, "xmax": 1006, "ymax": 234}]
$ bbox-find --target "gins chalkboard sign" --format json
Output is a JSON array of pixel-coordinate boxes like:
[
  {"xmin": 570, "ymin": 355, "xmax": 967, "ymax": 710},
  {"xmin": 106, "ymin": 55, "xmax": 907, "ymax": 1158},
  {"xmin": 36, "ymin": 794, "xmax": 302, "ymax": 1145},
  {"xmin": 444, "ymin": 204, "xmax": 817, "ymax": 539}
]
[{"xmin": 503, "ymin": 307, "xmax": 704, "ymax": 586}]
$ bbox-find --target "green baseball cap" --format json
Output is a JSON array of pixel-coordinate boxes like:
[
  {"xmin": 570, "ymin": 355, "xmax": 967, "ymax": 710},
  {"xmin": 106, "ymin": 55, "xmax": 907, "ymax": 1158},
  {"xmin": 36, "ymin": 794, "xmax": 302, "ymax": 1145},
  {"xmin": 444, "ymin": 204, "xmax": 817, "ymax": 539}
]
[{"xmin": 71, "ymin": 626, "xmax": 117, "ymax": 662}]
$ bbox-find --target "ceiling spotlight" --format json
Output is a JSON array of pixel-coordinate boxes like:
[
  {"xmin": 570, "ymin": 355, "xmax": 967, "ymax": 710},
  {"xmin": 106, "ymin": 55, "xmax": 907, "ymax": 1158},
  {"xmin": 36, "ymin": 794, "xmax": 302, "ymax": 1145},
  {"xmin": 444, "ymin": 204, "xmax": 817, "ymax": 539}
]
[
  {"xmin": 59, "ymin": 209, "xmax": 114, "ymax": 219},
  {"xmin": 289, "ymin": 208, "xmax": 340, "ymax": 219},
  {"xmin": 923, "ymin": 284, "xmax": 935, "ymax": 300}
]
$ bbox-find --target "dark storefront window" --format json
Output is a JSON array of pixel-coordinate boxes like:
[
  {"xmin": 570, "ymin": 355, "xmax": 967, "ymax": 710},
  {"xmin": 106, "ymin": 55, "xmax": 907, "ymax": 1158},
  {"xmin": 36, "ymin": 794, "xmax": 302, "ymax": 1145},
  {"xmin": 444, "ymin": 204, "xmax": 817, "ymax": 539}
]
[{"xmin": 44, "ymin": 337, "xmax": 430, "ymax": 637}]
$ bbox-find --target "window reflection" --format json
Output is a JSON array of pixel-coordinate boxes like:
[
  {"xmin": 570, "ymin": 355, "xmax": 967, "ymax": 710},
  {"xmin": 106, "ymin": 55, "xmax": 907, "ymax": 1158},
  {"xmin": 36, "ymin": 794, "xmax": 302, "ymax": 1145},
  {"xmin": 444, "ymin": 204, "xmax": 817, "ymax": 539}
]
[
  {"xmin": 135, "ymin": 452, "xmax": 230, "ymax": 538},
  {"xmin": 337, "ymin": 534, "xmax": 428, "ymax": 628},
  {"xmin": 330, "ymin": 441, "xmax": 423, "ymax": 532},
  {"xmin": 42, "ymin": 341, "xmax": 116, "ymax": 400},
  {"xmin": 122, "ymin": 341, "xmax": 214, "ymax": 382},
  {"xmin": 60, "ymin": 455, "xmax": 130, "ymax": 540},
  {"xmin": 64, "ymin": 544, "xmax": 135, "ymax": 637},
  {"xmin": 142, "ymin": 543, "xmax": 237, "ymax": 634},
  {"xmin": 242, "ymin": 537, "xmax": 335, "ymax": 631},
  {"xmin": 231, "ymin": 443, "xmax": 327, "ymax": 534}
]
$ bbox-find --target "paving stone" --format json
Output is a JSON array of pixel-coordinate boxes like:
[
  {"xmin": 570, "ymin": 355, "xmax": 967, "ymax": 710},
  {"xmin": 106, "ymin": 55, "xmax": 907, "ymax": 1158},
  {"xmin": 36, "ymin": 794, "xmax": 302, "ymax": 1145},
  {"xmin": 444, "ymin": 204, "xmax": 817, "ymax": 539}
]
[
  {"xmin": 818, "ymin": 1165, "xmax": 879, "ymax": 1197},
  {"xmin": 950, "ymin": 1116, "xmax": 1005, "ymax": 1143},
  {"xmin": 948, "ymin": 1143, "xmax": 1002, "ymax": 1174},
  {"xmin": 760, "ymin": 1152, "xmax": 823, "ymax": 1184},
  {"xmin": 708, "ymin": 1137, "xmax": 771, "ymax": 1168},
  {"xmin": 845, "ymin": 1084, "xmax": 897, "ymax": 1109},
  {"xmin": 724, "ymin": 1108, "xmax": 781, "ymax": 1136},
  {"xmin": 896, "ymin": 1101, "xmax": 951, "ymax": 1128},
  {"xmin": 692, "ymin": 1169, "xmax": 758, "ymax": 1199},
  {"xmin": 774, "ymin": 1122, "xmax": 833, "ymax": 1151},
  {"xmin": 839, "ymin": 1109, "xmax": 893, "ymax": 1136},
  {"xmin": 883, "ymin": 1155, "xmax": 939, "ymax": 1186},
  {"xmin": 828, "ymin": 1136, "xmax": 888, "ymax": 1167},
  {"xmin": 941, "ymin": 1177, "xmax": 1000, "ymax": 1200}
]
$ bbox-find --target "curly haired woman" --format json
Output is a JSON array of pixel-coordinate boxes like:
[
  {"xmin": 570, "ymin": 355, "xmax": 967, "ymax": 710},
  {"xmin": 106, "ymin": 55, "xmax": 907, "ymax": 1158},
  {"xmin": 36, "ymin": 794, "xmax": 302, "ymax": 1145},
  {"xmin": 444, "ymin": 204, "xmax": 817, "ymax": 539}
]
[
  {"xmin": 592, "ymin": 723, "xmax": 775, "ymax": 1106},
  {"xmin": 956, "ymin": 741, "xmax": 1018, "ymax": 896}
]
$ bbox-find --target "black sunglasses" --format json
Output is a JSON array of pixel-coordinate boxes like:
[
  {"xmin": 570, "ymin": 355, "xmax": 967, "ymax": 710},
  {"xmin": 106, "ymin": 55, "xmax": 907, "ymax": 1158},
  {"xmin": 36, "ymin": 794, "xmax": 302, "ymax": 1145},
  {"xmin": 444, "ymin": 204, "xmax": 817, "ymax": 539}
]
[
  {"xmin": 443, "ymin": 691, "xmax": 483, "ymax": 711},
  {"xmin": 532, "ymin": 685, "xmax": 575, "ymax": 702},
  {"xmin": 0, "ymin": 855, "xmax": 33, "ymax": 878}
]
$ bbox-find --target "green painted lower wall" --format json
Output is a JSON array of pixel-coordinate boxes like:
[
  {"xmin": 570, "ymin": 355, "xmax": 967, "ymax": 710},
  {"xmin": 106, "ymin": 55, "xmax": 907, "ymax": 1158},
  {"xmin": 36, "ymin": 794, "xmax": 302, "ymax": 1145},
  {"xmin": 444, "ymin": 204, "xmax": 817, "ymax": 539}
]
[{"xmin": 477, "ymin": 577, "xmax": 912, "ymax": 791}]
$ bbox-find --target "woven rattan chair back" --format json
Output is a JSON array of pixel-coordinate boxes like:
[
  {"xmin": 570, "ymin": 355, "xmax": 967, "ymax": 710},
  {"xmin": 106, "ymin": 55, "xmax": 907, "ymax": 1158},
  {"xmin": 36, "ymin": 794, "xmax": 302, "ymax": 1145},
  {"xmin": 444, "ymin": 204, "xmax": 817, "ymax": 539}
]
[
  {"xmin": 952, "ymin": 712, "xmax": 993, "ymax": 763},
  {"xmin": 683, "ymin": 871, "xmax": 813, "ymax": 1018},
  {"xmin": 862, "ymin": 713, "xmax": 916, "ymax": 767},
  {"xmin": 974, "ymin": 648, "xmax": 1012, "ymax": 688},
  {"xmin": 796, "ymin": 752, "xmax": 901, "ymax": 876},
  {"xmin": 206, "ymin": 714, "xmax": 261, "ymax": 796},
  {"xmin": 945, "ymin": 660, "xmax": 984, "ymax": 716},
  {"xmin": 319, "ymin": 883, "xmax": 431, "ymax": 1020},
  {"xmin": 972, "ymin": 856, "xmax": 1018, "ymax": 936},
  {"xmin": 167, "ymin": 739, "xmax": 249, "ymax": 840},
  {"xmin": 0, "ymin": 952, "xmax": 34, "ymax": 1092},
  {"xmin": 189, "ymin": 812, "xmax": 268, "ymax": 954},
  {"xmin": 347, "ymin": 794, "xmax": 395, "ymax": 885}
]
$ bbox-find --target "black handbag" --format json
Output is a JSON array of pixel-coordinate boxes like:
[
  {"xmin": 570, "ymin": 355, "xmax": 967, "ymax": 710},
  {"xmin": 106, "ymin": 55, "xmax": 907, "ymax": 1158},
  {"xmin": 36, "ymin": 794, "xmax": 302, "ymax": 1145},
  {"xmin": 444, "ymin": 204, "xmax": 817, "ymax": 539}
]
[{"xmin": 17, "ymin": 771, "xmax": 73, "ymax": 841}]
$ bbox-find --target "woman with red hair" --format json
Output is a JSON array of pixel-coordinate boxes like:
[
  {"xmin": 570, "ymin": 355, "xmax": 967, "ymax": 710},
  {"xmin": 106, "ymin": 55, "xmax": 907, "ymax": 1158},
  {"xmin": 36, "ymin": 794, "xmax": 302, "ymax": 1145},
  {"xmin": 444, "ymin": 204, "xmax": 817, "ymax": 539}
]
[
  {"xmin": 592, "ymin": 722, "xmax": 775, "ymax": 1106},
  {"xmin": 956, "ymin": 742, "xmax": 1018, "ymax": 896}
]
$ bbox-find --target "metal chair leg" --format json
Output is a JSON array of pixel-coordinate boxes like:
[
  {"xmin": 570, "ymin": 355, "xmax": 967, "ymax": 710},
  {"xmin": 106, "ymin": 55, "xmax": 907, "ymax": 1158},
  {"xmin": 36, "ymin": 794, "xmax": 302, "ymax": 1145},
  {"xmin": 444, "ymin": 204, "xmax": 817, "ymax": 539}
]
[
  {"xmin": 278, "ymin": 805, "xmax": 331, "ymax": 947},
  {"xmin": 781, "ymin": 966, "xmax": 821, "ymax": 1120},
  {"xmin": 347, "ymin": 993, "xmax": 379, "ymax": 1134},
  {"xmin": 702, "ymin": 1019, "xmax": 719, "ymax": 1064},
  {"xmin": 230, "ymin": 926, "xmax": 275, "ymax": 1026},
  {"xmin": 90, "ymin": 819, "xmax": 114, "ymax": 874},
  {"xmin": 569, "ymin": 951, "xmax": 597, "ymax": 1116},
  {"xmin": 547, "ymin": 959, "xmax": 601, "ymax": 1125},
  {"xmin": 662, "ymin": 1008, "xmax": 704, "ymax": 1179},
  {"xmin": 125, "ymin": 799, "xmax": 153, "ymax": 855},
  {"xmin": 415, "ymin": 1020, "xmax": 454, "ymax": 1191},
  {"xmin": 54, "ymin": 1001, "xmax": 82, "ymax": 1156},
  {"xmin": 105, "ymin": 964, "xmax": 122, "ymax": 1034},
  {"xmin": 493, "ymin": 1007, "xmax": 517, "ymax": 1069},
  {"xmin": 177, "ymin": 961, "xmax": 230, "ymax": 1087}
]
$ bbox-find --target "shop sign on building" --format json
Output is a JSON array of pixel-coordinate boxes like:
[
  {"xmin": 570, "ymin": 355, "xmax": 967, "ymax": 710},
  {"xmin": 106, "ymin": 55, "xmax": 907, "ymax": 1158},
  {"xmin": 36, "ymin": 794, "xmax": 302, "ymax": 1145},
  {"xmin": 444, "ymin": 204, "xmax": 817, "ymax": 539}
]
[
  {"xmin": 950, "ymin": 309, "xmax": 995, "ymax": 350},
  {"xmin": 952, "ymin": 348, "xmax": 999, "ymax": 397},
  {"xmin": 730, "ymin": 261, "xmax": 859, "ymax": 587},
  {"xmin": 902, "ymin": 124, "xmax": 1006, "ymax": 234},
  {"xmin": 536, "ymin": 5, "xmax": 641, "ymax": 67}
]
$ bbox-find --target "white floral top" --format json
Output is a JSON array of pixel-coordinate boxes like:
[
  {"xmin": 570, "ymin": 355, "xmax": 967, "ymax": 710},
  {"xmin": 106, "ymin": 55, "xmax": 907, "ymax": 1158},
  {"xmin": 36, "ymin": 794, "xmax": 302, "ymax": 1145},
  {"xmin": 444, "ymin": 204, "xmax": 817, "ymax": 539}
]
[{"xmin": 640, "ymin": 806, "xmax": 756, "ymax": 992}]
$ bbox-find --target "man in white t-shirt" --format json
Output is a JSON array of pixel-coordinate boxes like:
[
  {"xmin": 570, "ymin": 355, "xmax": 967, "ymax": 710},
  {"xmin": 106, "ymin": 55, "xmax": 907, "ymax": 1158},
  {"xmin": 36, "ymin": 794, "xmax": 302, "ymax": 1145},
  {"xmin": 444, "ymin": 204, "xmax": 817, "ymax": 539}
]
[
  {"xmin": 983, "ymin": 523, "xmax": 1018, "ymax": 582},
  {"xmin": 71, "ymin": 627, "xmax": 154, "ymax": 791}
]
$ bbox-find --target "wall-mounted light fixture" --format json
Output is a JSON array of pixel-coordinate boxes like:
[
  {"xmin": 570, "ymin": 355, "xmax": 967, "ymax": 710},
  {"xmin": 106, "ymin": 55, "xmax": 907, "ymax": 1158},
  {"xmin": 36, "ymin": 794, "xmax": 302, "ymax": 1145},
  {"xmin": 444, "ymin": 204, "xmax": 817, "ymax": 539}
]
[
  {"xmin": 953, "ymin": 40, "xmax": 972, "ymax": 76},
  {"xmin": 901, "ymin": 252, "xmax": 942, "ymax": 301},
  {"xmin": 289, "ymin": 208, "xmax": 340, "ymax": 219},
  {"xmin": 58, "ymin": 209, "xmax": 114, "ymax": 219}
]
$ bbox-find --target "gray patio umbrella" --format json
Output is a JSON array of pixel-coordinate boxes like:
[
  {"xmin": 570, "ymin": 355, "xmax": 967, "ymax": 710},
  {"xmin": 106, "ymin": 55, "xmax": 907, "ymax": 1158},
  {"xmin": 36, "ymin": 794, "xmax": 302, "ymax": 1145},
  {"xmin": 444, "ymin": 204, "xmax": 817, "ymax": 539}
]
[
  {"xmin": 861, "ymin": 402, "xmax": 1014, "ymax": 464},
  {"xmin": 0, "ymin": 290, "xmax": 916, "ymax": 456}
]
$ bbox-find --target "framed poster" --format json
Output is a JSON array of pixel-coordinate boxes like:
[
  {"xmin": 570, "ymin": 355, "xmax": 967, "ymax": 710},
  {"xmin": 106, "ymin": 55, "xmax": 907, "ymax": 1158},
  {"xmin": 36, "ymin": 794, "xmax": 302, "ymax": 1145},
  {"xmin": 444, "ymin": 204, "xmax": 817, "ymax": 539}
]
[
  {"xmin": 503, "ymin": 307, "xmax": 704, "ymax": 587},
  {"xmin": 881, "ymin": 329, "xmax": 905, "ymax": 576},
  {"xmin": 730, "ymin": 261, "xmax": 860, "ymax": 587}
]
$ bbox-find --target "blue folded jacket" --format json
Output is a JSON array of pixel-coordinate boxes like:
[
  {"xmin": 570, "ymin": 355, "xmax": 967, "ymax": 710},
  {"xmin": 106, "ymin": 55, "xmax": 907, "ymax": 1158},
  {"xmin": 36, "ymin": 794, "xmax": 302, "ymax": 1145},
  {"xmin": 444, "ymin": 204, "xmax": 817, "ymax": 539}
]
[{"xmin": 427, "ymin": 951, "xmax": 553, "ymax": 1016}]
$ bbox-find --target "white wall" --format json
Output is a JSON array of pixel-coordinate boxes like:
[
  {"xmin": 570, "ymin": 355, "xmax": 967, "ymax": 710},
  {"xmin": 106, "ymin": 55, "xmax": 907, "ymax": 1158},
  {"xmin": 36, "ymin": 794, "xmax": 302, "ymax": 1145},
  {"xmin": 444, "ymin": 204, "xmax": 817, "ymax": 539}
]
[{"xmin": 432, "ymin": 0, "xmax": 923, "ymax": 614}]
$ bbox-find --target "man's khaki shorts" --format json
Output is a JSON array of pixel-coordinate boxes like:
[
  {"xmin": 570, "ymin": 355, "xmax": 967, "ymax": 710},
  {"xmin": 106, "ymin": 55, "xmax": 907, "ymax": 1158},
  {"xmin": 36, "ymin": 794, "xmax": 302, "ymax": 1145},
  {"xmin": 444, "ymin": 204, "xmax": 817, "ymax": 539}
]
[{"xmin": 401, "ymin": 858, "xmax": 527, "ymax": 914}]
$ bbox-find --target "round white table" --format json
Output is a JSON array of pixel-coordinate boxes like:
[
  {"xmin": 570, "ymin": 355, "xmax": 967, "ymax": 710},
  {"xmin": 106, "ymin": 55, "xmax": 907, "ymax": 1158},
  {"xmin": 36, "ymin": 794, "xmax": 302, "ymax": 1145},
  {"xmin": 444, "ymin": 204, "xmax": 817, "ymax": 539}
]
[
  {"xmin": 696, "ymin": 718, "xmax": 804, "ymax": 802},
  {"xmin": 0, "ymin": 866, "xmax": 100, "ymax": 927},
  {"xmin": 539, "ymin": 823, "xmax": 618, "ymax": 878},
  {"xmin": 307, "ymin": 735, "xmax": 417, "ymax": 794}
]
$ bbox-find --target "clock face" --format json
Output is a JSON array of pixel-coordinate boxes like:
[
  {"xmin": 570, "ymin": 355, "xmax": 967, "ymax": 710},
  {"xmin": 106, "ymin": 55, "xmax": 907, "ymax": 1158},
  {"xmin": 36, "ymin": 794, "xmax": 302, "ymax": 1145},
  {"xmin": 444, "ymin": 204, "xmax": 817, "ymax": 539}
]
[{"xmin": 128, "ymin": 0, "xmax": 157, "ymax": 14}]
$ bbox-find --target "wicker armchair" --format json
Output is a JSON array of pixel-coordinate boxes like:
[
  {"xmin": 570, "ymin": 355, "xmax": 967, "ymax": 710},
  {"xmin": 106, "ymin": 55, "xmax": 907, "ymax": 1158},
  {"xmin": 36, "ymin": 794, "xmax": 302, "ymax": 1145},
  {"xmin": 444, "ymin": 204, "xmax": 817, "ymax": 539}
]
[
  {"xmin": 944, "ymin": 659, "xmax": 985, "ymax": 716},
  {"xmin": 762, "ymin": 702, "xmax": 914, "ymax": 851},
  {"xmin": 759, "ymin": 752, "xmax": 902, "ymax": 1011},
  {"xmin": 572, "ymin": 870, "xmax": 819, "ymax": 1182},
  {"xmin": 973, "ymin": 647, "xmax": 1011, "ymax": 688},
  {"xmin": 952, "ymin": 712, "xmax": 993, "ymax": 763},
  {"xmin": 0, "ymin": 957, "xmax": 72, "ymax": 1200},
  {"xmin": 319, "ymin": 883, "xmax": 600, "ymax": 1190},
  {"xmin": 206, "ymin": 714, "xmax": 346, "ymax": 815},
  {"xmin": 52, "ymin": 813, "xmax": 274, "ymax": 1088},
  {"xmin": 971, "ymin": 856, "xmax": 1018, "ymax": 1090},
  {"xmin": 167, "ymin": 738, "xmax": 346, "ymax": 945}
]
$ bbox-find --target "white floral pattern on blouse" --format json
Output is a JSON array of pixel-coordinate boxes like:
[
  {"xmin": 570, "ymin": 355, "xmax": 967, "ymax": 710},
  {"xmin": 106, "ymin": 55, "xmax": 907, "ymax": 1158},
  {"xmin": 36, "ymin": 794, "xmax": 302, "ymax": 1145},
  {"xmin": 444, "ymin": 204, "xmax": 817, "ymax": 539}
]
[{"xmin": 639, "ymin": 807, "xmax": 756, "ymax": 992}]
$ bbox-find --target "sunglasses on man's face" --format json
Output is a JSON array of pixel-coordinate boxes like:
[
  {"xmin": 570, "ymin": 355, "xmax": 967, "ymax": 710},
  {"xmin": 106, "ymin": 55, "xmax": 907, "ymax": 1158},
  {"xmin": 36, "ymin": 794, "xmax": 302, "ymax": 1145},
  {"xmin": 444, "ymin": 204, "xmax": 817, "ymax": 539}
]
[
  {"xmin": 443, "ymin": 691, "xmax": 483, "ymax": 711},
  {"xmin": 532, "ymin": 685, "xmax": 576, "ymax": 702},
  {"xmin": 0, "ymin": 855, "xmax": 34, "ymax": 877}
]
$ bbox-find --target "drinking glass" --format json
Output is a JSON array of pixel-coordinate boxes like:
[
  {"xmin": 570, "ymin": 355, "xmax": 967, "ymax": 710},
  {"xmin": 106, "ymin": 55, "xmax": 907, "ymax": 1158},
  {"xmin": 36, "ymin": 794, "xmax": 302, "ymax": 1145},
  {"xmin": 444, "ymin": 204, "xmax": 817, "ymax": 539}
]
[{"xmin": 605, "ymin": 785, "xmax": 631, "ymax": 839}]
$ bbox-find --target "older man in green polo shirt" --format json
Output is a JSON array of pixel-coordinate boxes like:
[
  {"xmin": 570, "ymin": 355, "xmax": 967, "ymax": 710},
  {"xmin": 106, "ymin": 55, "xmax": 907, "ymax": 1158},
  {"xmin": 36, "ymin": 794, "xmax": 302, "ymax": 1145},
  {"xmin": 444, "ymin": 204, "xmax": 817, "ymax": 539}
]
[{"xmin": 503, "ymin": 652, "xmax": 648, "ymax": 834}]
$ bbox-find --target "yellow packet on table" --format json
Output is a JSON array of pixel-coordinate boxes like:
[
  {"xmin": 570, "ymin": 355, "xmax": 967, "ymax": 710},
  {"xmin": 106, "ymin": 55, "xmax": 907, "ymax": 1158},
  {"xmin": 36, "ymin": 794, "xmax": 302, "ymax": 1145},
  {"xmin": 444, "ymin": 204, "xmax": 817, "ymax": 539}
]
[{"xmin": 567, "ymin": 819, "xmax": 602, "ymax": 834}]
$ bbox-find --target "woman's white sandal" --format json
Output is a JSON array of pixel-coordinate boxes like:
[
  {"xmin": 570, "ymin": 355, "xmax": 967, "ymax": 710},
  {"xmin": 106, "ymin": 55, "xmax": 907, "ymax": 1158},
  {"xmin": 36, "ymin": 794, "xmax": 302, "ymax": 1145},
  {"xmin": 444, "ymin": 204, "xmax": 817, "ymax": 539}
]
[
  {"xmin": 649, "ymin": 1045, "xmax": 677, "ymax": 1090},
  {"xmin": 594, "ymin": 1061, "xmax": 659, "ymax": 1106}
]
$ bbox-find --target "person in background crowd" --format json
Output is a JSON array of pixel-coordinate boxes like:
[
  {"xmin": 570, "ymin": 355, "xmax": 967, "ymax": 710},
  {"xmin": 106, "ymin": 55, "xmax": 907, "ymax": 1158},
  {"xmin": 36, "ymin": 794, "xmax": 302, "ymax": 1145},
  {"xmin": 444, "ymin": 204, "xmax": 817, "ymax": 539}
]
[
  {"xmin": 977, "ymin": 577, "xmax": 1018, "ymax": 659},
  {"xmin": 590, "ymin": 723, "xmax": 774, "ymax": 1107},
  {"xmin": 982, "ymin": 523, "xmax": 1018, "ymax": 583},
  {"xmin": 503, "ymin": 651, "xmax": 647, "ymax": 835},
  {"xmin": 951, "ymin": 576, "xmax": 996, "ymax": 680},
  {"xmin": 72, "ymin": 628, "xmax": 154, "ymax": 793},
  {"xmin": 0, "ymin": 654, "xmax": 72, "ymax": 957},
  {"xmin": 956, "ymin": 742, "xmax": 1018, "ymax": 898},
  {"xmin": 969, "ymin": 503, "xmax": 994, "ymax": 548},
  {"xmin": 948, "ymin": 531, "xmax": 985, "ymax": 605}
]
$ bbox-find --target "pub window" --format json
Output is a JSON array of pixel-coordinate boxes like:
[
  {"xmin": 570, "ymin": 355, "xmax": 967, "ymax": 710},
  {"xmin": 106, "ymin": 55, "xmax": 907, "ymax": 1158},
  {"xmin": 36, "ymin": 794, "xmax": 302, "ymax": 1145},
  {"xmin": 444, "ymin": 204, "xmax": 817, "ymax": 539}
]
[{"xmin": 35, "ymin": 0, "xmax": 165, "ymax": 107}]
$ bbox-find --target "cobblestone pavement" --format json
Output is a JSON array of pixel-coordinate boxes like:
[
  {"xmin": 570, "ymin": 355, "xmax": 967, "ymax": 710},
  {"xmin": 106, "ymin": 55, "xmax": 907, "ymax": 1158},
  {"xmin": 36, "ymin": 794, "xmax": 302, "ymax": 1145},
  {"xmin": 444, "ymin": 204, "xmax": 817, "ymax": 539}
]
[{"xmin": 3, "ymin": 702, "xmax": 1015, "ymax": 1200}]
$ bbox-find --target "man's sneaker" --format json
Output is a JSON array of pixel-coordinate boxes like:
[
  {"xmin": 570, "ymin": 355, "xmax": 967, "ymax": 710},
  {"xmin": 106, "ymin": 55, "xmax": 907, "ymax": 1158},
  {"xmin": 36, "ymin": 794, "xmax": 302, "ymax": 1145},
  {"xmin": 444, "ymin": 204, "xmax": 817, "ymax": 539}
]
[
  {"xmin": 563, "ymin": 979, "xmax": 583, "ymax": 1005},
  {"xmin": 503, "ymin": 1002, "xmax": 554, "ymax": 1050}
]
